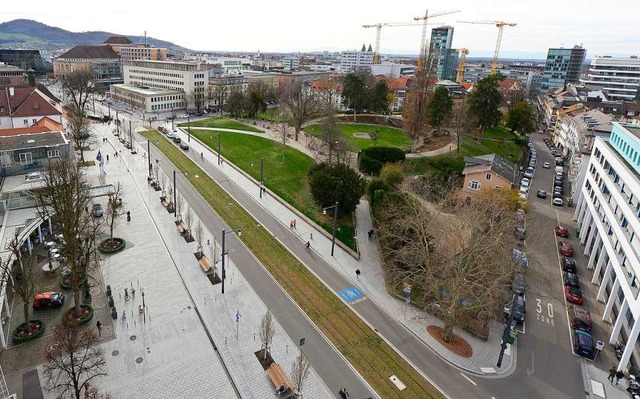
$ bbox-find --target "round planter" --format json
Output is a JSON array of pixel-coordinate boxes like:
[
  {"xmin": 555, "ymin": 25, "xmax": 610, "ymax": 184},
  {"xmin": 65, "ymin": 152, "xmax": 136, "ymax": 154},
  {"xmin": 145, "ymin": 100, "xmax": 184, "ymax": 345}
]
[
  {"xmin": 60, "ymin": 274, "xmax": 88, "ymax": 291},
  {"xmin": 12, "ymin": 320, "xmax": 45, "ymax": 344},
  {"xmin": 62, "ymin": 305, "xmax": 94, "ymax": 326},
  {"xmin": 99, "ymin": 238, "xmax": 126, "ymax": 254}
]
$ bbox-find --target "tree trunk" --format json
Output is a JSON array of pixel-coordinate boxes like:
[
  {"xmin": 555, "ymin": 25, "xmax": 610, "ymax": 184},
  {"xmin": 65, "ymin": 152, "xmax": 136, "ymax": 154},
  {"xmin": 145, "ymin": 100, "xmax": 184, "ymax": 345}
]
[
  {"xmin": 74, "ymin": 291, "xmax": 82, "ymax": 317},
  {"xmin": 442, "ymin": 313, "xmax": 455, "ymax": 343},
  {"xmin": 79, "ymin": 147, "xmax": 85, "ymax": 162},
  {"xmin": 263, "ymin": 346, "xmax": 268, "ymax": 361},
  {"xmin": 294, "ymin": 126, "xmax": 300, "ymax": 142},
  {"xmin": 23, "ymin": 301, "xmax": 30, "ymax": 330},
  {"xmin": 110, "ymin": 220, "xmax": 114, "ymax": 245},
  {"xmin": 353, "ymin": 108, "xmax": 357, "ymax": 123}
]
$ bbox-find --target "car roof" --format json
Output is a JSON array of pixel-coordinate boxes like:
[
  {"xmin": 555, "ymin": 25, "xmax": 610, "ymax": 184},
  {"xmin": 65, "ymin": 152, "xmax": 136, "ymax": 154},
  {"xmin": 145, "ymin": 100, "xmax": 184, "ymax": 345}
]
[
  {"xmin": 571, "ymin": 305, "xmax": 591, "ymax": 319},
  {"xmin": 575, "ymin": 329, "xmax": 593, "ymax": 341},
  {"xmin": 567, "ymin": 286, "xmax": 581, "ymax": 295}
]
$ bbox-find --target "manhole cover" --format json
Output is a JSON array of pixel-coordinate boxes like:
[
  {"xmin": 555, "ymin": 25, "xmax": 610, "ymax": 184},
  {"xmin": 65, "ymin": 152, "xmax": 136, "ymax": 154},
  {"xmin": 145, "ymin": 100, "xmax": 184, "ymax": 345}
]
[
  {"xmin": 130, "ymin": 335, "xmax": 137, "ymax": 341},
  {"xmin": 112, "ymin": 350, "xmax": 119, "ymax": 356},
  {"xmin": 136, "ymin": 357, "xmax": 143, "ymax": 364}
]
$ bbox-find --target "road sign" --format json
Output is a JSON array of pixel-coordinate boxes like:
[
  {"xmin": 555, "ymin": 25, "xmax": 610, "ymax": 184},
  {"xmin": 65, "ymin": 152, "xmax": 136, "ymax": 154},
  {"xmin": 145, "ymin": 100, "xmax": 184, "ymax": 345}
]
[
  {"xmin": 596, "ymin": 340, "xmax": 604, "ymax": 351},
  {"xmin": 235, "ymin": 311, "xmax": 241, "ymax": 322},
  {"xmin": 339, "ymin": 286, "xmax": 365, "ymax": 304},
  {"xmin": 300, "ymin": 337, "xmax": 305, "ymax": 346}
]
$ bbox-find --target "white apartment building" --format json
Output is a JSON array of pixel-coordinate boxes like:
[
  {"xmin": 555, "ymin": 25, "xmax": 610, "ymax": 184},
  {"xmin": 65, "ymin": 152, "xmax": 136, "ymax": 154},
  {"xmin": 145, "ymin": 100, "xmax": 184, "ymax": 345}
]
[
  {"xmin": 370, "ymin": 62, "xmax": 416, "ymax": 78},
  {"xmin": 339, "ymin": 49, "xmax": 374, "ymax": 74},
  {"xmin": 574, "ymin": 122, "xmax": 640, "ymax": 373},
  {"xmin": 281, "ymin": 55, "xmax": 300, "ymax": 71},
  {"xmin": 209, "ymin": 57, "xmax": 253, "ymax": 75},
  {"xmin": 110, "ymin": 60, "xmax": 208, "ymax": 112},
  {"xmin": 581, "ymin": 56, "xmax": 640, "ymax": 101}
]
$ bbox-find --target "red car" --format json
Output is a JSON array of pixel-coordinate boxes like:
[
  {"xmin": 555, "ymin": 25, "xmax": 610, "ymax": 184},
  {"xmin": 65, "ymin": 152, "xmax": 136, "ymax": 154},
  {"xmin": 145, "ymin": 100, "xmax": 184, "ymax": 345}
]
[
  {"xmin": 559, "ymin": 241, "xmax": 574, "ymax": 257},
  {"xmin": 565, "ymin": 286, "xmax": 583, "ymax": 305},
  {"xmin": 33, "ymin": 292, "xmax": 65, "ymax": 309},
  {"xmin": 555, "ymin": 226, "xmax": 569, "ymax": 237}
]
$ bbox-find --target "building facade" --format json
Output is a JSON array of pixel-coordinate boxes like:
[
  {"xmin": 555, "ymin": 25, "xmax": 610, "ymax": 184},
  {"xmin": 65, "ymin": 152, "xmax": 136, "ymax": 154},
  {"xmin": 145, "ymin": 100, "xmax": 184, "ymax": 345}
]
[
  {"xmin": 340, "ymin": 48, "xmax": 374, "ymax": 74},
  {"xmin": 208, "ymin": 75, "xmax": 249, "ymax": 112},
  {"xmin": 461, "ymin": 154, "xmax": 517, "ymax": 199},
  {"xmin": 573, "ymin": 122, "xmax": 640, "ymax": 373},
  {"xmin": 120, "ymin": 45, "xmax": 168, "ymax": 66},
  {"xmin": 540, "ymin": 46, "xmax": 587, "ymax": 92},
  {"xmin": 580, "ymin": 56, "xmax": 640, "ymax": 101},
  {"xmin": 430, "ymin": 26, "xmax": 458, "ymax": 81},
  {"xmin": 370, "ymin": 62, "xmax": 416, "ymax": 78},
  {"xmin": 0, "ymin": 49, "xmax": 48, "ymax": 75},
  {"xmin": 53, "ymin": 45, "xmax": 122, "ymax": 87}
]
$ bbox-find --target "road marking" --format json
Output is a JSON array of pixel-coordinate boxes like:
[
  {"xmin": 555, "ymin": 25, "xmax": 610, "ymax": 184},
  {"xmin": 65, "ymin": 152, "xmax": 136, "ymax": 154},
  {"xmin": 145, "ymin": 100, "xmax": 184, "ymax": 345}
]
[
  {"xmin": 339, "ymin": 286, "xmax": 366, "ymax": 304},
  {"xmin": 526, "ymin": 352, "xmax": 535, "ymax": 377},
  {"xmin": 460, "ymin": 372, "xmax": 477, "ymax": 386}
]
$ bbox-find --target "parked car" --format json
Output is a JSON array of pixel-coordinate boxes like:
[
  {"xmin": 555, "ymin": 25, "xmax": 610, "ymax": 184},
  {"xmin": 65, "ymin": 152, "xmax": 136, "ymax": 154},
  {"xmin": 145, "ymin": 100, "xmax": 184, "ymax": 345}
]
[
  {"xmin": 537, "ymin": 189, "xmax": 547, "ymax": 199},
  {"xmin": 173, "ymin": 136, "xmax": 182, "ymax": 144},
  {"xmin": 552, "ymin": 197, "xmax": 564, "ymax": 207},
  {"xmin": 167, "ymin": 115, "xmax": 176, "ymax": 120},
  {"xmin": 559, "ymin": 241, "xmax": 574, "ymax": 257},
  {"xmin": 555, "ymin": 157, "xmax": 564, "ymax": 166},
  {"xmin": 504, "ymin": 294, "xmax": 526, "ymax": 324},
  {"xmin": 555, "ymin": 225, "xmax": 569, "ymax": 237},
  {"xmin": 33, "ymin": 292, "xmax": 65, "ymax": 309},
  {"xmin": 179, "ymin": 113, "xmax": 189, "ymax": 119},
  {"xmin": 512, "ymin": 273, "xmax": 526, "ymax": 294},
  {"xmin": 180, "ymin": 142, "xmax": 189, "ymax": 150},
  {"xmin": 563, "ymin": 272, "xmax": 580, "ymax": 287},
  {"xmin": 565, "ymin": 286, "xmax": 583, "ymax": 304},
  {"xmin": 573, "ymin": 329, "xmax": 596, "ymax": 359},
  {"xmin": 92, "ymin": 203, "xmax": 104, "ymax": 218},
  {"xmin": 158, "ymin": 126, "xmax": 165, "ymax": 133},
  {"xmin": 542, "ymin": 162, "xmax": 551, "ymax": 169},
  {"xmin": 514, "ymin": 227, "xmax": 526, "ymax": 241},
  {"xmin": 524, "ymin": 168, "xmax": 534, "ymax": 179},
  {"xmin": 521, "ymin": 178, "xmax": 531, "ymax": 188},
  {"xmin": 568, "ymin": 305, "xmax": 592, "ymax": 332},
  {"xmin": 561, "ymin": 257, "xmax": 577, "ymax": 272}
]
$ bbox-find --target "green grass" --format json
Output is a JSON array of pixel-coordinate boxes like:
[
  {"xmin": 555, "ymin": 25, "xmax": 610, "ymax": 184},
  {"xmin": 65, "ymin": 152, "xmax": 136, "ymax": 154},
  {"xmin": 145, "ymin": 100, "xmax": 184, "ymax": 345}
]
[
  {"xmin": 178, "ymin": 117, "xmax": 264, "ymax": 133},
  {"xmin": 257, "ymin": 109, "xmax": 285, "ymax": 122},
  {"xmin": 305, "ymin": 123, "xmax": 412, "ymax": 151},
  {"xmin": 189, "ymin": 130, "xmax": 356, "ymax": 250},
  {"xmin": 141, "ymin": 130, "xmax": 443, "ymax": 399}
]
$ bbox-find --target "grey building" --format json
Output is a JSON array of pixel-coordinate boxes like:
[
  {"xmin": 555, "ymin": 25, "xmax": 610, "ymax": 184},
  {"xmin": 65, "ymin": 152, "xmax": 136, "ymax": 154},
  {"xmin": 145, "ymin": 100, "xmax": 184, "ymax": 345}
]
[
  {"xmin": 580, "ymin": 56, "xmax": 640, "ymax": 101},
  {"xmin": 430, "ymin": 26, "xmax": 459, "ymax": 81},
  {"xmin": 541, "ymin": 45, "xmax": 587, "ymax": 92},
  {"xmin": 0, "ymin": 49, "xmax": 49, "ymax": 76}
]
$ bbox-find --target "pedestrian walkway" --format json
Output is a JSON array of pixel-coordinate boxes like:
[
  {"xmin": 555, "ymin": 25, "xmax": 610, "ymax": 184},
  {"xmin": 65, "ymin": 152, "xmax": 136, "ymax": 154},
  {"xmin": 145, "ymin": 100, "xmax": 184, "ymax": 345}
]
[
  {"xmin": 583, "ymin": 363, "xmax": 634, "ymax": 399},
  {"xmin": 172, "ymin": 127, "xmax": 514, "ymax": 376},
  {"xmin": 33, "ymin": 121, "xmax": 333, "ymax": 398}
]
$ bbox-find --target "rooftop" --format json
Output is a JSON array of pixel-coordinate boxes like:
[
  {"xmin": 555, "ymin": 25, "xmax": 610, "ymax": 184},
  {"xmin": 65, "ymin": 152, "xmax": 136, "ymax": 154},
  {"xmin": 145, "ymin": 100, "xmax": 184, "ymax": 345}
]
[
  {"xmin": 463, "ymin": 154, "xmax": 518, "ymax": 184},
  {"xmin": 0, "ymin": 131, "xmax": 67, "ymax": 152},
  {"xmin": 57, "ymin": 45, "xmax": 119, "ymax": 60},
  {"xmin": 103, "ymin": 36, "xmax": 132, "ymax": 45},
  {"xmin": 111, "ymin": 84, "xmax": 182, "ymax": 96}
]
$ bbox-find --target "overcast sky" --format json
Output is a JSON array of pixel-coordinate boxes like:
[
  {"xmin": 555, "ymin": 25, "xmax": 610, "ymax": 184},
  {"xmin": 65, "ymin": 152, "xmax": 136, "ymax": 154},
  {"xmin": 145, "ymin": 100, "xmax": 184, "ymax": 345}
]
[{"xmin": 3, "ymin": 0, "xmax": 639, "ymax": 59}]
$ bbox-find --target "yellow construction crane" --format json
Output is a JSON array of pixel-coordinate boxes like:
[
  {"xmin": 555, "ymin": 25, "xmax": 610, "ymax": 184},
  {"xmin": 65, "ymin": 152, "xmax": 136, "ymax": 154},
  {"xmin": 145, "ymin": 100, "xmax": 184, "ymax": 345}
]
[
  {"xmin": 362, "ymin": 22, "xmax": 438, "ymax": 64},
  {"xmin": 456, "ymin": 48, "xmax": 469, "ymax": 83},
  {"xmin": 414, "ymin": 9, "xmax": 460, "ymax": 69},
  {"xmin": 457, "ymin": 20, "xmax": 517, "ymax": 75}
]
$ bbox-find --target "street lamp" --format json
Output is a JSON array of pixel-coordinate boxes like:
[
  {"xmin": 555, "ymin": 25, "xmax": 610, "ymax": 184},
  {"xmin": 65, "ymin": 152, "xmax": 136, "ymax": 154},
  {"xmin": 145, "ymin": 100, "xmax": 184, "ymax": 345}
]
[
  {"xmin": 217, "ymin": 131, "xmax": 221, "ymax": 165},
  {"xmin": 220, "ymin": 228, "xmax": 242, "ymax": 294},
  {"xmin": 187, "ymin": 114, "xmax": 191, "ymax": 142},
  {"xmin": 141, "ymin": 288, "xmax": 146, "ymax": 323},
  {"xmin": 322, "ymin": 202, "xmax": 339, "ymax": 256},
  {"xmin": 250, "ymin": 158, "xmax": 264, "ymax": 198}
]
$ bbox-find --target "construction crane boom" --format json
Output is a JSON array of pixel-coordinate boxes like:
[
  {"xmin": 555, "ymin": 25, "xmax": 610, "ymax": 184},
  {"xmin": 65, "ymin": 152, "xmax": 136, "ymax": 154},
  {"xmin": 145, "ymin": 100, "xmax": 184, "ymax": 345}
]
[
  {"xmin": 457, "ymin": 20, "xmax": 517, "ymax": 75},
  {"xmin": 362, "ymin": 22, "xmax": 440, "ymax": 64},
  {"xmin": 414, "ymin": 9, "xmax": 460, "ymax": 70},
  {"xmin": 456, "ymin": 48, "xmax": 469, "ymax": 83}
]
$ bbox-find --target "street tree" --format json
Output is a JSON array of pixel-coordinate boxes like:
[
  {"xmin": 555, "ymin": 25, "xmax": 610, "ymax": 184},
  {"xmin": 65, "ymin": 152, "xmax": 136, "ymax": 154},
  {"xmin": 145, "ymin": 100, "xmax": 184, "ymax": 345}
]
[
  {"xmin": 224, "ymin": 90, "xmax": 247, "ymax": 117},
  {"xmin": 368, "ymin": 79, "xmax": 391, "ymax": 114},
  {"xmin": 308, "ymin": 163, "xmax": 364, "ymax": 213},
  {"xmin": 403, "ymin": 47, "xmax": 437, "ymax": 151},
  {"xmin": 291, "ymin": 351, "xmax": 311, "ymax": 398},
  {"xmin": 67, "ymin": 111, "xmax": 92, "ymax": 162},
  {"xmin": 467, "ymin": 75, "xmax": 503, "ymax": 141},
  {"xmin": 185, "ymin": 206, "xmax": 193, "ymax": 239},
  {"xmin": 61, "ymin": 70, "xmax": 94, "ymax": 115},
  {"xmin": 273, "ymin": 109, "xmax": 290, "ymax": 164},
  {"xmin": 280, "ymin": 81, "xmax": 322, "ymax": 141},
  {"xmin": 105, "ymin": 182, "xmax": 125, "ymax": 246},
  {"xmin": 504, "ymin": 101, "xmax": 536, "ymax": 134},
  {"xmin": 259, "ymin": 310, "xmax": 276, "ymax": 361},
  {"xmin": 341, "ymin": 73, "xmax": 369, "ymax": 121},
  {"xmin": 34, "ymin": 160, "xmax": 101, "ymax": 317},
  {"xmin": 314, "ymin": 112, "xmax": 351, "ymax": 165},
  {"xmin": 195, "ymin": 220, "xmax": 204, "ymax": 257},
  {"xmin": 43, "ymin": 323, "xmax": 108, "ymax": 399},
  {"xmin": 450, "ymin": 98, "xmax": 475, "ymax": 154},
  {"xmin": 428, "ymin": 86, "xmax": 454, "ymax": 132}
]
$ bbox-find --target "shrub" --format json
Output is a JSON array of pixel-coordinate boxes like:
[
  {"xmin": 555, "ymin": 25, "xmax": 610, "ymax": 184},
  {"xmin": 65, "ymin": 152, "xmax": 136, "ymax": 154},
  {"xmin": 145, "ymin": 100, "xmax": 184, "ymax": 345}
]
[
  {"xmin": 362, "ymin": 146, "xmax": 406, "ymax": 163},
  {"xmin": 359, "ymin": 153, "xmax": 383, "ymax": 175},
  {"xmin": 380, "ymin": 163, "xmax": 405, "ymax": 187}
]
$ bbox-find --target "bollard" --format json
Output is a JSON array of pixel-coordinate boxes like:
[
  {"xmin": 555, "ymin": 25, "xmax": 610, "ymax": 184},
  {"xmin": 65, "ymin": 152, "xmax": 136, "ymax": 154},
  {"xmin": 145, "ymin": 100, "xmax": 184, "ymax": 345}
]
[{"xmin": 286, "ymin": 345, "xmax": 288, "ymax": 353}]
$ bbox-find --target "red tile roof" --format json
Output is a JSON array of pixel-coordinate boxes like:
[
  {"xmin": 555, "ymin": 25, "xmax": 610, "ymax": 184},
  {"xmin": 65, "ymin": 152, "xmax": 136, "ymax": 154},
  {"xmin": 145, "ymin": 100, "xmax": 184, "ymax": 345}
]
[
  {"xmin": 57, "ymin": 45, "xmax": 119, "ymax": 59},
  {"xmin": 0, "ymin": 117, "xmax": 62, "ymax": 137},
  {"xmin": 0, "ymin": 87, "xmax": 61, "ymax": 118}
]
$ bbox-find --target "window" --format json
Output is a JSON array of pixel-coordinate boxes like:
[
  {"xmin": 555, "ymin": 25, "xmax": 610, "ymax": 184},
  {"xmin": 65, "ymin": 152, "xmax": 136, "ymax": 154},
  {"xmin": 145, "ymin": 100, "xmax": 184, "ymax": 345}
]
[
  {"xmin": 23, "ymin": 119, "xmax": 28, "ymax": 126},
  {"xmin": 19, "ymin": 152, "xmax": 33, "ymax": 165},
  {"xmin": 468, "ymin": 180, "xmax": 480, "ymax": 190},
  {"xmin": 486, "ymin": 173, "xmax": 492, "ymax": 180},
  {"xmin": 47, "ymin": 150, "xmax": 60, "ymax": 158}
]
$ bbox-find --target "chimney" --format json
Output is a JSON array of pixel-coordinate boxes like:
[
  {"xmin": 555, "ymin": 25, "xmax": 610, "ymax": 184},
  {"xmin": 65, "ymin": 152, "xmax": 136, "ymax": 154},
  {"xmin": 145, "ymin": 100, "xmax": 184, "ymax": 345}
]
[
  {"xmin": 9, "ymin": 87, "xmax": 14, "ymax": 96},
  {"xmin": 28, "ymin": 69, "xmax": 36, "ymax": 87}
]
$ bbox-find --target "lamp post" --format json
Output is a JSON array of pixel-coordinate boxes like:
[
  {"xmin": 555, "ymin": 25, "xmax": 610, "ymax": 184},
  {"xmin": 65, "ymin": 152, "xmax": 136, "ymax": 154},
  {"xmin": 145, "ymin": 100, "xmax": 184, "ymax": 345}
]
[
  {"xmin": 141, "ymin": 288, "xmax": 146, "ymax": 323},
  {"xmin": 217, "ymin": 131, "xmax": 221, "ymax": 165},
  {"xmin": 173, "ymin": 170, "xmax": 177, "ymax": 218},
  {"xmin": 250, "ymin": 158, "xmax": 264, "ymax": 198},
  {"xmin": 147, "ymin": 140, "xmax": 152, "ymax": 178},
  {"xmin": 323, "ymin": 202, "xmax": 339, "ymax": 256},
  {"xmin": 221, "ymin": 229, "xmax": 242, "ymax": 294}
]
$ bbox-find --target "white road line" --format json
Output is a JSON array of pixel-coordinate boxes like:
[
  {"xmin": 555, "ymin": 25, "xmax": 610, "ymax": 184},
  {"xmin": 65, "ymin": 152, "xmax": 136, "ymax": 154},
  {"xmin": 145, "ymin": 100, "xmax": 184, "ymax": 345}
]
[
  {"xmin": 460, "ymin": 372, "xmax": 477, "ymax": 386},
  {"xmin": 554, "ymin": 211, "xmax": 578, "ymax": 356}
]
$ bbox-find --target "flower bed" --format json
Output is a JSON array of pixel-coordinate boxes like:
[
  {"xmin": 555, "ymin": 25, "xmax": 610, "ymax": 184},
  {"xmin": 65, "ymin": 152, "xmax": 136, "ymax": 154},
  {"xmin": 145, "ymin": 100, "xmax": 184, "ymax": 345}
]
[
  {"xmin": 99, "ymin": 238, "xmax": 126, "ymax": 254},
  {"xmin": 62, "ymin": 304, "xmax": 94, "ymax": 326},
  {"xmin": 12, "ymin": 320, "xmax": 45, "ymax": 344},
  {"xmin": 60, "ymin": 274, "xmax": 88, "ymax": 291}
]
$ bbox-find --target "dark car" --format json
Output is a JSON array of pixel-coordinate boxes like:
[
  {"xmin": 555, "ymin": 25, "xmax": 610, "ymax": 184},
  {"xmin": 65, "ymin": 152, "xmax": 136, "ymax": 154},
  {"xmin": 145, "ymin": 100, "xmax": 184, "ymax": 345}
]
[
  {"xmin": 537, "ymin": 189, "xmax": 547, "ymax": 199},
  {"xmin": 555, "ymin": 226, "xmax": 569, "ymax": 237},
  {"xmin": 92, "ymin": 203, "xmax": 104, "ymax": 218},
  {"xmin": 512, "ymin": 273, "xmax": 526, "ymax": 294},
  {"xmin": 561, "ymin": 257, "xmax": 577, "ymax": 273},
  {"xmin": 179, "ymin": 142, "xmax": 189, "ymax": 150},
  {"xmin": 565, "ymin": 286, "xmax": 583, "ymax": 304},
  {"xmin": 504, "ymin": 294, "xmax": 526, "ymax": 324},
  {"xmin": 563, "ymin": 272, "xmax": 580, "ymax": 287},
  {"xmin": 514, "ymin": 227, "xmax": 526, "ymax": 241},
  {"xmin": 559, "ymin": 241, "xmax": 574, "ymax": 257},
  {"xmin": 573, "ymin": 329, "xmax": 595, "ymax": 359},
  {"xmin": 33, "ymin": 292, "xmax": 65, "ymax": 309},
  {"xmin": 569, "ymin": 305, "xmax": 592, "ymax": 332}
]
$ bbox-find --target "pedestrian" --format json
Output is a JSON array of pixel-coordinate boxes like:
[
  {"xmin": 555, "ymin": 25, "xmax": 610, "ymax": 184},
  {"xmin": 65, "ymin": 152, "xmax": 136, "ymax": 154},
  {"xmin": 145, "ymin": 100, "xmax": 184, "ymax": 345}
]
[
  {"xmin": 615, "ymin": 370, "xmax": 624, "ymax": 385},
  {"xmin": 339, "ymin": 388, "xmax": 350, "ymax": 399},
  {"xmin": 106, "ymin": 154, "xmax": 109, "ymax": 162},
  {"xmin": 289, "ymin": 220, "xmax": 293, "ymax": 229},
  {"xmin": 126, "ymin": 211, "xmax": 131, "ymax": 222},
  {"xmin": 96, "ymin": 320, "xmax": 102, "ymax": 336},
  {"xmin": 305, "ymin": 241, "xmax": 311, "ymax": 250},
  {"xmin": 293, "ymin": 219, "xmax": 297, "ymax": 229},
  {"xmin": 608, "ymin": 366, "xmax": 616, "ymax": 383},
  {"xmin": 355, "ymin": 269, "xmax": 361, "ymax": 281},
  {"xmin": 367, "ymin": 230, "xmax": 373, "ymax": 240}
]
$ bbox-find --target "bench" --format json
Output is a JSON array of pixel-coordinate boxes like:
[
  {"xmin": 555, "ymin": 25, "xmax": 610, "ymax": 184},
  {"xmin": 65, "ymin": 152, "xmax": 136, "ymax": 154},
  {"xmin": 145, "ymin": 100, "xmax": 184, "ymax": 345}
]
[
  {"xmin": 266, "ymin": 363, "xmax": 294, "ymax": 398},
  {"xmin": 199, "ymin": 256, "xmax": 213, "ymax": 274},
  {"xmin": 177, "ymin": 222, "xmax": 188, "ymax": 235},
  {"xmin": 162, "ymin": 198, "xmax": 171, "ymax": 208}
]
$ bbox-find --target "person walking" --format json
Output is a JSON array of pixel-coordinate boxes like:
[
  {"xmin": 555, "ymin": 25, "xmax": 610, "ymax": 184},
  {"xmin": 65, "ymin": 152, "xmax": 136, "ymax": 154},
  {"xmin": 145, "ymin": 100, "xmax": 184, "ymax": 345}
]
[
  {"xmin": 338, "ymin": 388, "xmax": 350, "ymax": 399},
  {"xmin": 615, "ymin": 369, "xmax": 624, "ymax": 385},
  {"xmin": 355, "ymin": 269, "xmax": 361, "ymax": 281},
  {"xmin": 96, "ymin": 320, "xmax": 102, "ymax": 336},
  {"xmin": 608, "ymin": 366, "xmax": 617, "ymax": 383}
]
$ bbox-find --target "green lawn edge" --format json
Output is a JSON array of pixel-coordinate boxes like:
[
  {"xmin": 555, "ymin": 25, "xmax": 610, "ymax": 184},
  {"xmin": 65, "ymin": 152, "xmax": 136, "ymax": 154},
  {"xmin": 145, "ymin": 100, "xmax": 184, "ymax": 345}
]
[
  {"xmin": 141, "ymin": 130, "xmax": 443, "ymax": 399},
  {"xmin": 178, "ymin": 117, "xmax": 264, "ymax": 133}
]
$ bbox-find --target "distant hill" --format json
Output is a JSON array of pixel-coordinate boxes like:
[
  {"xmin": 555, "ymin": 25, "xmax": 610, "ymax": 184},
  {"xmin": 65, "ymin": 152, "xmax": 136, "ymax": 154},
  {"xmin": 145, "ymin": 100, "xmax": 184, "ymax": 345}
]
[{"xmin": 0, "ymin": 19, "xmax": 189, "ymax": 53}]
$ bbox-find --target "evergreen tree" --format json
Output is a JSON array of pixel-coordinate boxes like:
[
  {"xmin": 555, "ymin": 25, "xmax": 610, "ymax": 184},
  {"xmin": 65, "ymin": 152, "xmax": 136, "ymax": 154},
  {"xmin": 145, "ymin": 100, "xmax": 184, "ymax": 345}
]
[{"xmin": 428, "ymin": 86, "xmax": 454, "ymax": 131}]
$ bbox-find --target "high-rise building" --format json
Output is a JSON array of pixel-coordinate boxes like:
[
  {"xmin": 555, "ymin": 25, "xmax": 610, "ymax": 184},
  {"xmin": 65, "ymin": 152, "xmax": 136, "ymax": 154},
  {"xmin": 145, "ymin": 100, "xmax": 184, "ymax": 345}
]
[
  {"xmin": 430, "ymin": 26, "xmax": 458, "ymax": 81},
  {"xmin": 540, "ymin": 45, "xmax": 586, "ymax": 92},
  {"xmin": 580, "ymin": 56, "xmax": 640, "ymax": 101},
  {"xmin": 339, "ymin": 46, "xmax": 374, "ymax": 74}
]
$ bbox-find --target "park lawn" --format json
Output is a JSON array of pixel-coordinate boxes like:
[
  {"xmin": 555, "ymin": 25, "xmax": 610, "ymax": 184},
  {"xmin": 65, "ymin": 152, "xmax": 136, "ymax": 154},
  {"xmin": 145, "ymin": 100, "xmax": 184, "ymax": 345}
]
[
  {"xmin": 141, "ymin": 129, "xmax": 443, "ymax": 399},
  {"xmin": 257, "ymin": 109, "xmax": 285, "ymax": 121},
  {"xmin": 189, "ymin": 130, "xmax": 356, "ymax": 250},
  {"xmin": 305, "ymin": 123, "xmax": 412, "ymax": 151},
  {"xmin": 460, "ymin": 133, "xmax": 523, "ymax": 164},
  {"xmin": 178, "ymin": 117, "xmax": 264, "ymax": 133}
]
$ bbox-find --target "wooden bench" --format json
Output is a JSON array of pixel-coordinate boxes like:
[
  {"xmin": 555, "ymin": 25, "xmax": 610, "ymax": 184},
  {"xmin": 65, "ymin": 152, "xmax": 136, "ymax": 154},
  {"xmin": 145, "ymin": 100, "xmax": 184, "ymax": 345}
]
[
  {"xmin": 162, "ymin": 198, "xmax": 171, "ymax": 208},
  {"xmin": 266, "ymin": 363, "xmax": 294, "ymax": 398},
  {"xmin": 199, "ymin": 256, "xmax": 213, "ymax": 274},
  {"xmin": 177, "ymin": 222, "xmax": 188, "ymax": 235}
]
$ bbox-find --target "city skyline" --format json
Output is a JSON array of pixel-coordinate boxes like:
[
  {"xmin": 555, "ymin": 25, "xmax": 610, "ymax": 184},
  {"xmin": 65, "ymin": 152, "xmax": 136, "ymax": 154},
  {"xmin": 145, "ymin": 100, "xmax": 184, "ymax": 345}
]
[{"xmin": 1, "ymin": 0, "xmax": 638, "ymax": 59}]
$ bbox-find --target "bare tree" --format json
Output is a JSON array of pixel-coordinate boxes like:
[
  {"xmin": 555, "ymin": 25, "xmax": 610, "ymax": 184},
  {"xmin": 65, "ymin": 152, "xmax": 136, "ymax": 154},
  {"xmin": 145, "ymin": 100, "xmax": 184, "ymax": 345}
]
[
  {"xmin": 153, "ymin": 163, "xmax": 160, "ymax": 183},
  {"xmin": 105, "ymin": 182, "xmax": 125, "ymax": 246},
  {"xmin": 159, "ymin": 173, "xmax": 167, "ymax": 194},
  {"xmin": 43, "ymin": 323, "xmax": 108, "ymax": 399},
  {"xmin": 259, "ymin": 310, "xmax": 276, "ymax": 361},
  {"xmin": 34, "ymin": 160, "xmax": 101, "ymax": 317},
  {"xmin": 273, "ymin": 109, "xmax": 290, "ymax": 164},
  {"xmin": 450, "ymin": 98, "xmax": 475, "ymax": 154},
  {"xmin": 291, "ymin": 351, "xmax": 311, "ymax": 398},
  {"xmin": 177, "ymin": 194, "xmax": 185, "ymax": 222},
  {"xmin": 184, "ymin": 206, "xmax": 193, "ymax": 239},
  {"xmin": 67, "ymin": 111, "xmax": 92, "ymax": 162},
  {"xmin": 61, "ymin": 70, "xmax": 95, "ymax": 115},
  {"xmin": 369, "ymin": 128, "xmax": 381, "ymax": 146},
  {"xmin": 403, "ymin": 46, "xmax": 437, "ymax": 152},
  {"xmin": 209, "ymin": 241, "xmax": 219, "ymax": 278},
  {"xmin": 195, "ymin": 220, "xmax": 204, "ymax": 257},
  {"xmin": 280, "ymin": 81, "xmax": 323, "ymax": 141},
  {"xmin": 313, "ymin": 112, "xmax": 352, "ymax": 165}
]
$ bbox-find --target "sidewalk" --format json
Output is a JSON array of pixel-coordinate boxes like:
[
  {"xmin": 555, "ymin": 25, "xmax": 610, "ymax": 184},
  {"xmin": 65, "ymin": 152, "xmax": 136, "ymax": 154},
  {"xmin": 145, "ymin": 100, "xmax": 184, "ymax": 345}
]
[
  {"xmin": 35, "ymin": 121, "xmax": 333, "ymax": 398},
  {"xmin": 173, "ymin": 126, "xmax": 515, "ymax": 376},
  {"xmin": 582, "ymin": 363, "xmax": 634, "ymax": 399}
]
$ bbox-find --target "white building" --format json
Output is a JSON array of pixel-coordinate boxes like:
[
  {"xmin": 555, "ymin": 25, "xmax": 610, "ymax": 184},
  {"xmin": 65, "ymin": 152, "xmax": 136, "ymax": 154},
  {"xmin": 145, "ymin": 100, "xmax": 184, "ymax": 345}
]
[
  {"xmin": 339, "ymin": 48, "xmax": 374, "ymax": 74},
  {"xmin": 209, "ymin": 57, "xmax": 253, "ymax": 75},
  {"xmin": 281, "ymin": 55, "xmax": 300, "ymax": 71},
  {"xmin": 574, "ymin": 122, "xmax": 640, "ymax": 373},
  {"xmin": 370, "ymin": 62, "xmax": 416, "ymax": 78},
  {"xmin": 110, "ymin": 60, "xmax": 208, "ymax": 112},
  {"xmin": 581, "ymin": 56, "xmax": 640, "ymax": 101}
]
